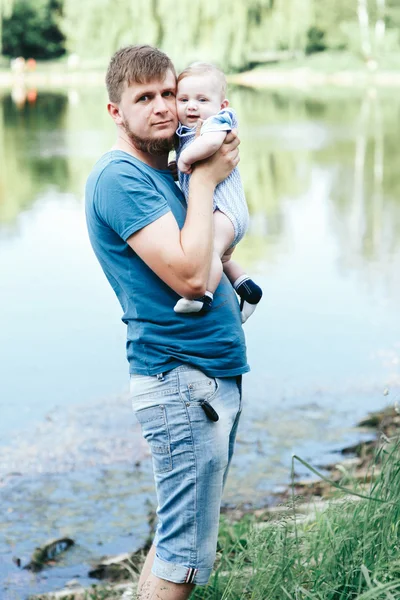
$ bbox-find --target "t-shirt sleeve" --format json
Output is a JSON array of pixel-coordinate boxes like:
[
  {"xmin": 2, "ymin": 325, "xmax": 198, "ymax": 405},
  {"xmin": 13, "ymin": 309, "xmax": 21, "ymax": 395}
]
[
  {"xmin": 200, "ymin": 109, "xmax": 237, "ymax": 135},
  {"xmin": 94, "ymin": 159, "xmax": 171, "ymax": 241}
]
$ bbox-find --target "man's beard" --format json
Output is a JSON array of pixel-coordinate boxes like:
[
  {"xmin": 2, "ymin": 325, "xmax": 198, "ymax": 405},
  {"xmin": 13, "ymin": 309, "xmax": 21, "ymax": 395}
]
[{"xmin": 122, "ymin": 119, "xmax": 175, "ymax": 156}]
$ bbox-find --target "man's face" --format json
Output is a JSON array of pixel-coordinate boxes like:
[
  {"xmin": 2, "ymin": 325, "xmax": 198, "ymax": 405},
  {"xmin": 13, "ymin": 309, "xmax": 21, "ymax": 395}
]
[{"xmin": 116, "ymin": 69, "xmax": 178, "ymax": 155}]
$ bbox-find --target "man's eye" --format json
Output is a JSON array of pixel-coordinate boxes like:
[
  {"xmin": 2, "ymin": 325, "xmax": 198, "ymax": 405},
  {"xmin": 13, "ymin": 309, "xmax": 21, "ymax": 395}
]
[
  {"xmin": 163, "ymin": 91, "xmax": 175, "ymax": 97},
  {"xmin": 138, "ymin": 95, "xmax": 149, "ymax": 102}
]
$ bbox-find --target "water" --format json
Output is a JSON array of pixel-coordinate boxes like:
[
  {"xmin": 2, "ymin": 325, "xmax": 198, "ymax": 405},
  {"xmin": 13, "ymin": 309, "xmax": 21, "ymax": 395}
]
[{"xmin": 1, "ymin": 85, "xmax": 400, "ymax": 598}]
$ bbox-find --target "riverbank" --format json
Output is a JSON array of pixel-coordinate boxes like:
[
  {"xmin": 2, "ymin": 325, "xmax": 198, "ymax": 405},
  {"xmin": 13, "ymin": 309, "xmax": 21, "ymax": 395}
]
[
  {"xmin": 0, "ymin": 68, "xmax": 105, "ymax": 89},
  {"xmin": 229, "ymin": 51, "xmax": 400, "ymax": 89},
  {"xmin": 230, "ymin": 66, "xmax": 400, "ymax": 89},
  {"xmin": 2, "ymin": 68, "xmax": 400, "ymax": 90},
  {"xmin": 30, "ymin": 403, "xmax": 400, "ymax": 600},
  {"xmin": 1, "ymin": 51, "xmax": 400, "ymax": 90}
]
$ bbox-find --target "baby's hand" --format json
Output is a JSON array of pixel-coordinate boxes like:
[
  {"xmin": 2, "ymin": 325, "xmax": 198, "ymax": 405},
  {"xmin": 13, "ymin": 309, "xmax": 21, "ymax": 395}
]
[{"xmin": 177, "ymin": 157, "xmax": 192, "ymax": 174}]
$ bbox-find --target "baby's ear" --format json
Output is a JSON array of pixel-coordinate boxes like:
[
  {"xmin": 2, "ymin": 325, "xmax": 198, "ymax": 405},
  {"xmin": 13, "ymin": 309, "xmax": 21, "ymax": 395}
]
[{"xmin": 221, "ymin": 99, "xmax": 229, "ymax": 109}]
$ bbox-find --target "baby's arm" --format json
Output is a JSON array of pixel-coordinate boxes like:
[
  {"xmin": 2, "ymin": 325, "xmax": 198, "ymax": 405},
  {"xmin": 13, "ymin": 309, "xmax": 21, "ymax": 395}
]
[{"xmin": 178, "ymin": 131, "xmax": 227, "ymax": 174}]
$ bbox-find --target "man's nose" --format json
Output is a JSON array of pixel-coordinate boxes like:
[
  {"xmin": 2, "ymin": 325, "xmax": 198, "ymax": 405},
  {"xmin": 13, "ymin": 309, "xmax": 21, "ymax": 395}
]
[{"xmin": 153, "ymin": 94, "xmax": 169, "ymax": 113}]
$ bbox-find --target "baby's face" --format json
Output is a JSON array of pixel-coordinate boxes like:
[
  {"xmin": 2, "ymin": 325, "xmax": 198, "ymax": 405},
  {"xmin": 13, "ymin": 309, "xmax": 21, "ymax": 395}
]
[{"xmin": 177, "ymin": 74, "xmax": 225, "ymax": 127}]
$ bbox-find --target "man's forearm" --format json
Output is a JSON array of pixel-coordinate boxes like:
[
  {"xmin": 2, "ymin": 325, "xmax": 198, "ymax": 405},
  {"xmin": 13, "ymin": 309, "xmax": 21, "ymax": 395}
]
[
  {"xmin": 179, "ymin": 170, "xmax": 215, "ymax": 295},
  {"xmin": 127, "ymin": 132, "xmax": 238, "ymax": 299}
]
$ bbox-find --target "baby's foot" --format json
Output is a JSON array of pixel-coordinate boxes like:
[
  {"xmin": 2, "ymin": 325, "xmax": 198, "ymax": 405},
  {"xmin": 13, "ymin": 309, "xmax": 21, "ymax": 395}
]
[
  {"xmin": 233, "ymin": 276, "xmax": 263, "ymax": 324},
  {"xmin": 174, "ymin": 292, "xmax": 213, "ymax": 314}
]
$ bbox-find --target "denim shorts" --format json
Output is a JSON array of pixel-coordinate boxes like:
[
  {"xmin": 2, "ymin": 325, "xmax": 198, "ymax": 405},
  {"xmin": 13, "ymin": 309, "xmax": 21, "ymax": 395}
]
[{"xmin": 130, "ymin": 365, "xmax": 243, "ymax": 586}]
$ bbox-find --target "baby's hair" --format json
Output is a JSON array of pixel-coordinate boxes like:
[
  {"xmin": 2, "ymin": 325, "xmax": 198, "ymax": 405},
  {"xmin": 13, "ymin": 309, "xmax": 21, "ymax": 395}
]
[{"xmin": 177, "ymin": 62, "xmax": 227, "ymax": 99}]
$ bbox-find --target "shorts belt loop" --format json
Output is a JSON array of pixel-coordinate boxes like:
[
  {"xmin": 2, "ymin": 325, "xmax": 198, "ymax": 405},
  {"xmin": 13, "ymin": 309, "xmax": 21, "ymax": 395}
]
[
  {"xmin": 185, "ymin": 567, "xmax": 198, "ymax": 584},
  {"xmin": 156, "ymin": 372, "xmax": 165, "ymax": 381}
]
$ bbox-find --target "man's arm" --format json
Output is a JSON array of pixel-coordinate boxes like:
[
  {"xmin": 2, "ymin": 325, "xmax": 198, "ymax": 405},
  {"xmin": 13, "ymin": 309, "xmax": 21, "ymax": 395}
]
[
  {"xmin": 178, "ymin": 131, "xmax": 226, "ymax": 174},
  {"xmin": 127, "ymin": 131, "xmax": 240, "ymax": 299}
]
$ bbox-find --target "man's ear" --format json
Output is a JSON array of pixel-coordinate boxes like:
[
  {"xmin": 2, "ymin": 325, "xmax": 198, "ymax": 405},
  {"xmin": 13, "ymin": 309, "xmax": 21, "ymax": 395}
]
[
  {"xmin": 107, "ymin": 102, "xmax": 123, "ymax": 125},
  {"xmin": 220, "ymin": 99, "xmax": 229, "ymax": 109}
]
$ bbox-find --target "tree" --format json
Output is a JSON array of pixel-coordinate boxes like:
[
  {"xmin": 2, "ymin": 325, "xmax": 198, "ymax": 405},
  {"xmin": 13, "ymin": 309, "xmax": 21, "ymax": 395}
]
[
  {"xmin": 1, "ymin": 0, "xmax": 65, "ymax": 59},
  {"xmin": 0, "ymin": 0, "xmax": 13, "ymax": 54}
]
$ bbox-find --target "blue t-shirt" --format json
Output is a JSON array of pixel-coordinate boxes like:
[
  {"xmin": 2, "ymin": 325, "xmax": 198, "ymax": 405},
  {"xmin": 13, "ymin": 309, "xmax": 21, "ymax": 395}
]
[{"xmin": 85, "ymin": 150, "xmax": 249, "ymax": 377}]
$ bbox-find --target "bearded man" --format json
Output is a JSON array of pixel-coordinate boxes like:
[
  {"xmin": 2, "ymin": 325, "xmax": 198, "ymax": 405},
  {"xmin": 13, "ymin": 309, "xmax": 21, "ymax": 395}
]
[{"xmin": 85, "ymin": 45, "xmax": 248, "ymax": 600}]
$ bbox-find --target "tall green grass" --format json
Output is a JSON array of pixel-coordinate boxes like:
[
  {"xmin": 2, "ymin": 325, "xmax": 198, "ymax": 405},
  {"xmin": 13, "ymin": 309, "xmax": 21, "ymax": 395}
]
[{"xmin": 191, "ymin": 438, "xmax": 400, "ymax": 600}]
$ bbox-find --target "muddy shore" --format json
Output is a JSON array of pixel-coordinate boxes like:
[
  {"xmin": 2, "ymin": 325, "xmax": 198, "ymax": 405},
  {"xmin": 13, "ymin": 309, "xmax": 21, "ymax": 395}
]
[{"xmin": 28, "ymin": 404, "xmax": 398, "ymax": 600}]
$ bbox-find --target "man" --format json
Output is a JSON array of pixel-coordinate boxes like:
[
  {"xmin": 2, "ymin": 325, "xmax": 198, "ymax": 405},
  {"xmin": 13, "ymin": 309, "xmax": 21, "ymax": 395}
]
[{"xmin": 85, "ymin": 45, "xmax": 249, "ymax": 600}]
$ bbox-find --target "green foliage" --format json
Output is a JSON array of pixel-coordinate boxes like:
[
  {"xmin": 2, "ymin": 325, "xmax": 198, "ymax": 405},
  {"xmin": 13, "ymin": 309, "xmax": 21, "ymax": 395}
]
[
  {"xmin": 57, "ymin": 0, "xmax": 400, "ymax": 71},
  {"xmin": 3, "ymin": 1, "xmax": 400, "ymax": 69},
  {"xmin": 191, "ymin": 439, "xmax": 400, "ymax": 599},
  {"xmin": 306, "ymin": 26, "xmax": 327, "ymax": 55},
  {"xmin": 1, "ymin": 0, "xmax": 65, "ymax": 59}
]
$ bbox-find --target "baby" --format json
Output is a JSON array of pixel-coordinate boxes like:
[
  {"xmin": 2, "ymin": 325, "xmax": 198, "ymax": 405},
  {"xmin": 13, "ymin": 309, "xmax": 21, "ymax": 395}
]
[{"xmin": 174, "ymin": 62, "xmax": 262, "ymax": 323}]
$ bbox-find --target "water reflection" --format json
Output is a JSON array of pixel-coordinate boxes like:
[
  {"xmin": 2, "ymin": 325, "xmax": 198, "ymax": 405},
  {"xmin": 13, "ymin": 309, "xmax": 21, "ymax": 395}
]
[
  {"xmin": 0, "ymin": 88, "xmax": 111, "ymax": 227},
  {"xmin": 0, "ymin": 92, "xmax": 68, "ymax": 226},
  {"xmin": 1, "ymin": 85, "xmax": 400, "ymax": 598},
  {"xmin": 2, "ymin": 86, "xmax": 400, "ymax": 266},
  {"xmin": 228, "ymin": 86, "xmax": 400, "ymax": 274},
  {"xmin": 1, "ymin": 86, "xmax": 400, "ymax": 389},
  {"xmin": 1, "ymin": 85, "xmax": 400, "ymax": 417}
]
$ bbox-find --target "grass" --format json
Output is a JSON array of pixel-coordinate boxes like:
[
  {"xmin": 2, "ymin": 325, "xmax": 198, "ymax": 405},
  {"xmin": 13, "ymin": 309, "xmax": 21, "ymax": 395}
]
[{"xmin": 188, "ymin": 436, "xmax": 400, "ymax": 600}]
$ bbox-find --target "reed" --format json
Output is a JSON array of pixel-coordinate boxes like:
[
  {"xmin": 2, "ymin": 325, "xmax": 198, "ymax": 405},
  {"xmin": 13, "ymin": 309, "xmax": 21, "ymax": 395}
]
[{"xmin": 191, "ymin": 437, "xmax": 400, "ymax": 599}]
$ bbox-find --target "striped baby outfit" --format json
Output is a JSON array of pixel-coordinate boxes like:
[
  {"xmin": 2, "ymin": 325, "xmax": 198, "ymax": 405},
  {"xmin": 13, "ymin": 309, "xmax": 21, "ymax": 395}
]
[{"xmin": 176, "ymin": 109, "xmax": 249, "ymax": 247}]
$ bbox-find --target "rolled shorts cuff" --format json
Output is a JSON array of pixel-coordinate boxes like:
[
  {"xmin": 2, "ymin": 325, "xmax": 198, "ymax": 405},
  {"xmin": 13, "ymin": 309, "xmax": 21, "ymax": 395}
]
[{"xmin": 152, "ymin": 553, "xmax": 212, "ymax": 586}]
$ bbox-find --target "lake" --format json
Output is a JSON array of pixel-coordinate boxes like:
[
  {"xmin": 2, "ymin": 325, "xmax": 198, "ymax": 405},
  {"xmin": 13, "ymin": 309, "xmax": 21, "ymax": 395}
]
[{"xmin": 1, "ymin": 84, "xmax": 400, "ymax": 598}]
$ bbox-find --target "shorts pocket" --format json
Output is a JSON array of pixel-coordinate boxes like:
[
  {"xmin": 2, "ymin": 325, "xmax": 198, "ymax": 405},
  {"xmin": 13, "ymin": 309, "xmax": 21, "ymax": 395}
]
[
  {"xmin": 187, "ymin": 372, "xmax": 219, "ymax": 404},
  {"xmin": 134, "ymin": 405, "xmax": 172, "ymax": 474}
]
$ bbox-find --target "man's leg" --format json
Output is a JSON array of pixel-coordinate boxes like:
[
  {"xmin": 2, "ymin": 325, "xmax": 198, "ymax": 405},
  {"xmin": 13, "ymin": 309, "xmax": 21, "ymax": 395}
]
[
  {"xmin": 122, "ymin": 545, "xmax": 194, "ymax": 599},
  {"xmin": 137, "ymin": 571, "xmax": 194, "ymax": 599},
  {"xmin": 137, "ymin": 544, "xmax": 156, "ymax": 591},
  {"xmin": 129, "ymin": 367, "xmax": 242, "ymax": 597}
]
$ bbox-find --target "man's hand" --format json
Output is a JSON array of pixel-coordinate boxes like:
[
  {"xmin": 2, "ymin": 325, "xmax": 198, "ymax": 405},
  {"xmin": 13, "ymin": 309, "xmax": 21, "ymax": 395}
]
[
  {"xmin": 176, "ymin": 120, "xmax": 202, "ymax": 175},
  {"xmin": 195, "ymin": 119, "xmax": 203, "ymax": 138},
  {"xmin": 193, "ymin": 130, "xmax": 240, "ymax": 187}
]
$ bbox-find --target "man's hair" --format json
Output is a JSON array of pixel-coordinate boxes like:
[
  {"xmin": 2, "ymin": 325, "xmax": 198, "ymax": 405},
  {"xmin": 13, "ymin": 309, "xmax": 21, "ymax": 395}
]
[
  {"xmin": 177, "ymin": 62, "xmax": 227, "ymax": 99},
  {"xmin": 106, "ymin": 45, "xmax": 176, "ymax": 103}
]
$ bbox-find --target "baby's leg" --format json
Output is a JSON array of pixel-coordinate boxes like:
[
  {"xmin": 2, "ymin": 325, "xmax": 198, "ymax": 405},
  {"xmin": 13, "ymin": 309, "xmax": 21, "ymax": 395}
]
[
  {"xmin": 174, "ymin": 210, "xmax": 263, "ymax": 319},
  {"xmin": 208, "ymin": 210, "xmax": 235, "ymax": 290},
  {"xmin": 222, "ymin": 247, "xmax": 246, "ymax": 285},
  {"xmin": 217, "ymin": 219, "xmax": 263, "ymax": 324},
  {"xmin": 222, "ymin": 249, "xmax": 263, "ymax": 322},
  {"xmin": 174, "ymin": 211, "xmax": 234, "ymax": 314}
]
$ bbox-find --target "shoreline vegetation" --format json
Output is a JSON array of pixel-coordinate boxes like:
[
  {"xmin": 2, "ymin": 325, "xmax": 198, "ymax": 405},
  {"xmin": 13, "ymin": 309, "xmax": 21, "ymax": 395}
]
[
  {"xmin": 1, "ymin": 52, "xmax": 400, "ymax": 90},
  {"xmin": 30, "ymin": 403, "xmax": 400, "ymax": 600}
]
